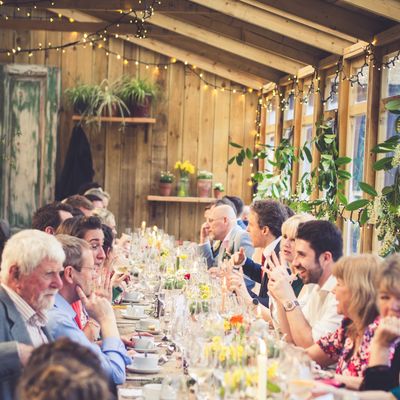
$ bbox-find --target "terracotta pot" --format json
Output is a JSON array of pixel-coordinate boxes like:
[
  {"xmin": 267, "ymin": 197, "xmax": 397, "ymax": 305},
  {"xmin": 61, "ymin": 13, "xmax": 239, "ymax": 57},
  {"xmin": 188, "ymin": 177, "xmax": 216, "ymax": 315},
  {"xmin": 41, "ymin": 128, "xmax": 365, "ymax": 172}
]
[
  {"xmin": 159, "ymin": 182, "xmax": 172, "ymax": 196},
  {"xmin": 213, "ymin": 189, "xmax": 223, "ymax": 199},
  {"xmin": 197, "ymin": 179, "xmax": 212, "ymax": 198}
]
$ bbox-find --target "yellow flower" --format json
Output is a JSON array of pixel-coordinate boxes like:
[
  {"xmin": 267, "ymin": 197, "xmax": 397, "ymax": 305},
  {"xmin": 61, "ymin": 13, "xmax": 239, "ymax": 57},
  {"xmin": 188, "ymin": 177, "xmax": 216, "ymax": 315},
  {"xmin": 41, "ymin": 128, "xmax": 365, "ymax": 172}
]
[
  {"xmin": 174, "ymin": 160, "xmax": 195, "ymax": 175},
  {"xmin": 268, "ymin": 361, "xmax": 278, "ymax": 379}
]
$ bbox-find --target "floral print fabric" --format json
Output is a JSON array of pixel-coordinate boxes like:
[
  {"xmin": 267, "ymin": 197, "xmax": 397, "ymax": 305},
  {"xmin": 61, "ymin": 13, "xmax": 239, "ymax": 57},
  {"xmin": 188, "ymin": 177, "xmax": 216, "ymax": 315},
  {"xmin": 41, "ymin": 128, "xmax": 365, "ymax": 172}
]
[{"xmin": 317, "ymin": 317, "xmax": 395, "ymax": 377}]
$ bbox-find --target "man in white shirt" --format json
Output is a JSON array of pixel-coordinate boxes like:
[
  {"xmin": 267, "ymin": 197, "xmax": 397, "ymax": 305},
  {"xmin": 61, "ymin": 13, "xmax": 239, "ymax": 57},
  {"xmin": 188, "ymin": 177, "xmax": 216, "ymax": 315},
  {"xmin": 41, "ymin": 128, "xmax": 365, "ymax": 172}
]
[
  {"xmin": 0, "ymin": 229, "xmax": 65, "ymax": 400},
  {"xmin": 268, "ymin": 220, "xmax": 343, "ymax": 348}
]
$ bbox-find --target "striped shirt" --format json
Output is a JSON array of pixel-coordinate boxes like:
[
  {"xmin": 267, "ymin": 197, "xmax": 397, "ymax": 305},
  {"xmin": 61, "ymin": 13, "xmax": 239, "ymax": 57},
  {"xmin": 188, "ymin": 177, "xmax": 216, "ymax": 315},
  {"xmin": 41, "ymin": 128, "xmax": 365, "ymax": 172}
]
[{"xmin": 1, "ymin": 283, "xmax": 49, "ymax": 347}]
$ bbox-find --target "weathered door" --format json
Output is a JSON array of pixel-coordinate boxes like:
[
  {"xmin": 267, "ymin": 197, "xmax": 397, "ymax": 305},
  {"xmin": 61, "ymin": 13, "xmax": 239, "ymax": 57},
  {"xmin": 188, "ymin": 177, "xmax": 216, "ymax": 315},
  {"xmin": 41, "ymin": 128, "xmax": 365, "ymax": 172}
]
[{"xmin": 0, "ymin": 64, "xmax": 60, "ymax": 230}]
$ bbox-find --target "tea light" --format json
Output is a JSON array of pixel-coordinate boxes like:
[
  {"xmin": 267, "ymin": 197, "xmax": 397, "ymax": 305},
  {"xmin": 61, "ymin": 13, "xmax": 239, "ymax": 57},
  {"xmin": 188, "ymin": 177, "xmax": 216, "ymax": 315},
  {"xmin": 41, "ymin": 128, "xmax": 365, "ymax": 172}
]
[{"xmin": 257, "ymin": 339, "xmax": 267, "ymax": 400}]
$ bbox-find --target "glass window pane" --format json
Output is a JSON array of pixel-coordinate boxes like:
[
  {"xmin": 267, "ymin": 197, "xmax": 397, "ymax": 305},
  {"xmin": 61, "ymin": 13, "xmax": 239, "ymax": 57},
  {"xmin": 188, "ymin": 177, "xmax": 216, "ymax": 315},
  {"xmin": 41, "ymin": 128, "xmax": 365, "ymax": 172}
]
[
  {"xmin": 300, "ymin": 124, "xmax": 313, "ymax": 177},
  {"xmin": 266, "ymin": 100, "xmax": 276, "ymax": 126},
  {"xmin": 344, "ymin": 221, "xmax": 361, "ymax": 255},
  {"xmin": 349, "ymin": 114, "xmax": 366, "ymax": 201},
  {"xmin": 265, "ymin": 133, "xmax": 275, "ymax": 174},
  {"xmin": 283, "ymin": 94, "xmax": 294, "ymax": 121},
  {"xmin": 382, "ymin": 111, "xmax": 397, "ymax": 187},
  {"xmin": 324, "ymin": 76, "xmax": 338, "ymax": 111},
  {"xmin": 381, "ymin": 52, "xmax": 400, "ymax": 98},
  {"xmin": 351, "ymin": 66, "xmax": 369, "ymax": 103},
  {"xmin": 303, "ymin": 91, "xmax": 314, "ymax": 116}
]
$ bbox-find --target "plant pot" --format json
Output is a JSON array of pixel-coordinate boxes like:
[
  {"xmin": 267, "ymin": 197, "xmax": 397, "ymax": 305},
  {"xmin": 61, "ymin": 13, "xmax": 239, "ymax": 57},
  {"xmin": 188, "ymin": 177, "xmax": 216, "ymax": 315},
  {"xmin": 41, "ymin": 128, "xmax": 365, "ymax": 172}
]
[
  {"xmin": 213, "ymin": 189, "xmax": 223, "ymax": 199},
  {"xmin": 177, "ymin": 176, "xmax": 190, "ymax": 197},
  {"xmin": 159, "ymin": 182, "xmax": 172, "ymax": 196},
  {"xmin": 197, "ymin": 179, "xmax": 212, "ymax": 198},
  {"xmin": 133, "ymin": 96, "xmax": 152, "ymax": 117}
]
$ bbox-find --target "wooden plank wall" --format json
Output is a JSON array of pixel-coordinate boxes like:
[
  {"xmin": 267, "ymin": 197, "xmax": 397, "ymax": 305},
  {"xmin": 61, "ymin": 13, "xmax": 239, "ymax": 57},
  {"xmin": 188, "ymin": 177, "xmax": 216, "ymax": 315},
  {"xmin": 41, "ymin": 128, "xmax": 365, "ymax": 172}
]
[{"xmin": 0, "ymin": 29, "xmax": 257, "ymax": 241}]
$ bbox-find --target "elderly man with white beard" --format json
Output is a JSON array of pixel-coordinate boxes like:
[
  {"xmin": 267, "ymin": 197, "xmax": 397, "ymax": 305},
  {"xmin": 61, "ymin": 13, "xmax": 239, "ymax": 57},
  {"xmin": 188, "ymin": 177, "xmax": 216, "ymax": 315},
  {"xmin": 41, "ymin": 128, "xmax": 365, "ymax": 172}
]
[{"xmin": 0, "ymin": 229, "xmax": 65, "ymax": 400}]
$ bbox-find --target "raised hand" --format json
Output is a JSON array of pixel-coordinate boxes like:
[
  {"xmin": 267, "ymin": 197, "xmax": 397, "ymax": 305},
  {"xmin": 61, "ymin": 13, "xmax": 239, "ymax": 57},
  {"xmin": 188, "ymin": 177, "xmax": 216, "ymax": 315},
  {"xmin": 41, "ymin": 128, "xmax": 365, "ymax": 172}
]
[
  {"xmin": 231, "ymin": 247, "xmax": 246, "ymax": 266},
  {"xmin": 373, "ymin": 316, "xmax": 400, "ymax": 347},
  {"xmin": 76, "ymin": 286, "xmax": 115, "ymax": 325},
  {"xmin": 93, "ymin": 268, "xmax": 113, "ymax": 302}
]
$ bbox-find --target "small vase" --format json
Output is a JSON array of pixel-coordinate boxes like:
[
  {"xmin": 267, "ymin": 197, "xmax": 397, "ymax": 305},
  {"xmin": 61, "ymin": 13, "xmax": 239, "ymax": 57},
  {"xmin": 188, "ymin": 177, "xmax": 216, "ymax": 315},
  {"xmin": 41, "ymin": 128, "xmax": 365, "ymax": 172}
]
[
  {"xmin": 197, "ymin": 179, "xmax": 212, "ymax": 197},
  {"xmin": 177, "ymin": 176, "xmax": 190, "ymax": 197},
  {"xmin": 159, "ymin": 182, "xmax": 172, "ymax": 196},
  {"xmin": 213, "ymin": 188, "xmax": 223, "ymax": 199}
]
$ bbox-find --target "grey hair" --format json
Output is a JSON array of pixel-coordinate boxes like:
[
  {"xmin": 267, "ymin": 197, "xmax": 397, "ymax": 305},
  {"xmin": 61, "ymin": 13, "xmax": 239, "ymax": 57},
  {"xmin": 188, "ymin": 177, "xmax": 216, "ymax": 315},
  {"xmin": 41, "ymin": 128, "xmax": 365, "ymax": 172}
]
[
  {"xmin": 0, "ymin": 229, "xmax": 65, "ymax": 280},
  {"xmin": 55, "ymin": 234, "xmax": 90, "ymax": 272}
]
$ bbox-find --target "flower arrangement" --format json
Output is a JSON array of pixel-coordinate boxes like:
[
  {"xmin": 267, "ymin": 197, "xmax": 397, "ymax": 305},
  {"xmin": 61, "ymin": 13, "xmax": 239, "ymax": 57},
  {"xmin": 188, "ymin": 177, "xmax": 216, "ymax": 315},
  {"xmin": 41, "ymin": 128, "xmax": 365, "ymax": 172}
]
[
  {"xmin": 197, "ymin": 170, "xmax": 213, "ymax": 180},
  {"xmin": 213, "ymin": 182, "xmax": 225, "ymax": 191},
  {"xmin": 160, "ymin": 171, "xmax": 174, "ymax": 183},
  {"xmin": 174, "ymin": 160, "xmax": 195, "ymax": 177}
]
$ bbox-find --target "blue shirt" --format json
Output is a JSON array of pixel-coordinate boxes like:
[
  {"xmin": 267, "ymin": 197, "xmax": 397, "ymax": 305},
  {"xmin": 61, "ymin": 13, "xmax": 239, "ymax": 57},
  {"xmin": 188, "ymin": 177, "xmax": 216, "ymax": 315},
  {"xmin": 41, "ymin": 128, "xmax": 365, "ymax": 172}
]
[{"xmin": 47, "ymin": 293, "xmax": 131, "ymax": 385}]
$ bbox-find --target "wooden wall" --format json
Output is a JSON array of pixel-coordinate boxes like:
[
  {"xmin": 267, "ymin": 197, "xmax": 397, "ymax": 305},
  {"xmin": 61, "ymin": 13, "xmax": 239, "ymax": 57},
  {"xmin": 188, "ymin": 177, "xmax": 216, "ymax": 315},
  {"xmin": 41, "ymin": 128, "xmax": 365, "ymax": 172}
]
[{"xmin": 0, "ymin": 29, "xmax": 257, "ymax": 241}]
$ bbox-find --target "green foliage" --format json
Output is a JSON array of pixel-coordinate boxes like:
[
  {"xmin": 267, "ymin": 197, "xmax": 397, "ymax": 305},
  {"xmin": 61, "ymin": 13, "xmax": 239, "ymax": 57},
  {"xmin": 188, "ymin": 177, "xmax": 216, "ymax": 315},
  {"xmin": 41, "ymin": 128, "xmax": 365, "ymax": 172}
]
[
  {"xmin": 116, "ymin": 76, "xmax": 160, "ymax": 106},
  {"xmin": 213, "ymin": 182, "xmax": 225, "ymax": 191},
  {"xmin": 197, "ymin": 170, "xmax": 213, "ymax": 179},
  {"xmin": 160, "ymin": 171, "xmax": 174, "ymax": 183}
]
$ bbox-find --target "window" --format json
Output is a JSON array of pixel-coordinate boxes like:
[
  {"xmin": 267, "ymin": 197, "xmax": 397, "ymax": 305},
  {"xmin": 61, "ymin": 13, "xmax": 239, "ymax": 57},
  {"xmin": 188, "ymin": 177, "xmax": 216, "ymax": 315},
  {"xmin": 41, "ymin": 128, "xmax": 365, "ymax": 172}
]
[
  {"xmin": 264, "ymin": 95, "xmax": 277, "ymax": 174},
  {"xmin": 283, "ymin": 94, "xmax": 294, "ymax": 121},
  {"xmin": 381, "ymin": 52, "xmax": 400, "ymax": 98},
  {"xmin": 324, "ymin": 75, "xmax": 339, "ymax": 111},
  {"xmin": 343, "ymin": 58, "xmax": 369, "ymax": 255}
]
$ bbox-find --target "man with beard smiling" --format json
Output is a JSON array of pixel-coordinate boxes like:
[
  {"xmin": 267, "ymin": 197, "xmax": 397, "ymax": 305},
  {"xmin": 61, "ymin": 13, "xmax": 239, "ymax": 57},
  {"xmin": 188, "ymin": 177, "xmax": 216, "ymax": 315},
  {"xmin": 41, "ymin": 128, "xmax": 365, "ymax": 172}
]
[
  {"xmin": 47, "ymin": 235, "xmax": 131, "ymax": 386},
  {"xmin": 0, "ymin": 230, "xmax": 65, "ymax": 400},
  {"xmin": 268, "ymin": 220, "xmax": 343, "ymax": 348}
]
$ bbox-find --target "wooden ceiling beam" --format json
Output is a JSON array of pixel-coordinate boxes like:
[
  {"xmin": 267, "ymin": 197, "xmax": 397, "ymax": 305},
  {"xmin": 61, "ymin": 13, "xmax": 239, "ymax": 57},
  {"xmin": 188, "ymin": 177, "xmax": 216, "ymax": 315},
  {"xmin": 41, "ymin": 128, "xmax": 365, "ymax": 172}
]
[
  {"xmin": 374, "ymin": 25, "xmax": 400, "ymax": 46},
  {"xmin": 250, "ymin": 0, "xmax": 380, "ymax": 42},
  {"xmin": 341, "ymin": 0, "xmax": 400, "ymax": 23},
  {"xmin": 121, "ymin": 35, "xmax": 267, "ymax": 89},
  {"xmin": 15, "ymin": 0, "xmax": 214, "ymax": 13},
  {"xmin": 240, "ymin": 0, "xmax": 356, "ymax": 42},
  {"xmin": 42, "ymin": 8, "xmax": 269, "ymax": 88},
  {"xmin": 147, "ymin": 13, "xmax": 304, "ymax": 75},
  {"xmin": 188, "ymin": 0, "xmax": 353, "ymax": 54}
]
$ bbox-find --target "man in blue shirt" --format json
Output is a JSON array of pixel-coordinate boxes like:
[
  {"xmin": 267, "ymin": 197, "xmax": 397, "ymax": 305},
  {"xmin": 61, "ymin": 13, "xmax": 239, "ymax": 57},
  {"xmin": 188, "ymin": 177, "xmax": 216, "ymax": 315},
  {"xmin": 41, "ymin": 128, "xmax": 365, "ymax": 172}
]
[{"xmin": 47, "ymin": 235, "xmax": 131, "ymax": 385}]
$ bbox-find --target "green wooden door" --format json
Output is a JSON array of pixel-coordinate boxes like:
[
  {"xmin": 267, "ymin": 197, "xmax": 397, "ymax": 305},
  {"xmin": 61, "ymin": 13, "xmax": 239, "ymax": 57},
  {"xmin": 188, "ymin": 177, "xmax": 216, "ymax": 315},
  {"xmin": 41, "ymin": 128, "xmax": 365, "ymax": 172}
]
[{"xmin": 0, "ymin": 64, "xmax": 60, "ymax": 230}]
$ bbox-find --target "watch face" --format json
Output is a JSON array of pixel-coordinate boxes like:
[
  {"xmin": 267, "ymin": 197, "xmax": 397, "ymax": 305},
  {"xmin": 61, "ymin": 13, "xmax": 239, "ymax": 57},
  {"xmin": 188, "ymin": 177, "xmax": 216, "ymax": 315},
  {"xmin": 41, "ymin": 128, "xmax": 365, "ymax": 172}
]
[{"xmin": 284, "ymin": 300, "xmax": 294, "ymax": 311}]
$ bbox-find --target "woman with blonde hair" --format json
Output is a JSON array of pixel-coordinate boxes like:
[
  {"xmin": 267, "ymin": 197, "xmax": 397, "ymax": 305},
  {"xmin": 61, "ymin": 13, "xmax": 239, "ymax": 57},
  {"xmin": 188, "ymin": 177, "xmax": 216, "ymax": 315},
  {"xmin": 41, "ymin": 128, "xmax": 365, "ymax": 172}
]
[{"xmin": 306, "ymin": 254, "xmax": 382, "ymax": 379}]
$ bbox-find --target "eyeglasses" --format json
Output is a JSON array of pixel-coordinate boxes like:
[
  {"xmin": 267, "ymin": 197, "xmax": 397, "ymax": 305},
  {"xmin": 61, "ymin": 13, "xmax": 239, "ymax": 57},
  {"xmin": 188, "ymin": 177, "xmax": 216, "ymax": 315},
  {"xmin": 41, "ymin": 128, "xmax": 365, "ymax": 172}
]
[{"xmin": 207, "ymin": 217, "xmax": 225, "ymax": 223}]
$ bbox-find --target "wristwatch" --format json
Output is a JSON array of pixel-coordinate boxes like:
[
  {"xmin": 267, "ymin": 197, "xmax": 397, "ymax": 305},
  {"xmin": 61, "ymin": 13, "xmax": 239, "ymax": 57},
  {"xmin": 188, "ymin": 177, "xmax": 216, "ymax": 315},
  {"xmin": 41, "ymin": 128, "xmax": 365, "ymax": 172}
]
[{"xmin": 283, "ymin": 299, "xmax": 300, "ymax": 312}]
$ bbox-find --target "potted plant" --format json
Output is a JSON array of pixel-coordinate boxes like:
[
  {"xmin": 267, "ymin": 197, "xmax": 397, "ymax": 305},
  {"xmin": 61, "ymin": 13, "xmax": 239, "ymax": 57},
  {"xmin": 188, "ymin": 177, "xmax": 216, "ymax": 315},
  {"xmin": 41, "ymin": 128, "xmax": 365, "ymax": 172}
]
[
  {"xmin": 117, "ymin": 76, "xmax": 159, "ymax": 117},
  {"xmin": 197, "ymin": 170, "xmax": 213, "ymax": 198},
  {"xmin": 174, "ymin": 160, "xmax": 195, "ymax": 197},
  {"xmin": 65, "ymin": 83, "xmax": 102, "ymax": 118},
  {"xmin": 213, "ymin": 182, "xmax": 225, "ymax": 199},
  {"xmin": 96, "ymin": 79, "xmax": 129, "ymax": 118},
  {"xmin": 159, "ymin": 171, "xmax": 174, "ymax": 196}
]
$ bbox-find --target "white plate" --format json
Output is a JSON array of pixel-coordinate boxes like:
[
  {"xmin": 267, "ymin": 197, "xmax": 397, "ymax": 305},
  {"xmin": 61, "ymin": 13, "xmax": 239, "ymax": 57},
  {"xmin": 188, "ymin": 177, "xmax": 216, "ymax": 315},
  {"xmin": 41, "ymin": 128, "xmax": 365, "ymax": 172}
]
[
  {"xmin": 127, "ymin": 365, "xmax": 161, "ymax": 374},
  {"xmin": 135, "ymin": 328, "xmax": 161, "ymax": 335},
  {"xmin": 122, "ymin": 314, "xmax": 148, "ymax": 321},
  {"xmin": 133, "ymin": 347, "xmax": 158, "ymax": 354},
  {"xmin": 122, "ymin": 299, "xmax": 141, "ymax": 304}
]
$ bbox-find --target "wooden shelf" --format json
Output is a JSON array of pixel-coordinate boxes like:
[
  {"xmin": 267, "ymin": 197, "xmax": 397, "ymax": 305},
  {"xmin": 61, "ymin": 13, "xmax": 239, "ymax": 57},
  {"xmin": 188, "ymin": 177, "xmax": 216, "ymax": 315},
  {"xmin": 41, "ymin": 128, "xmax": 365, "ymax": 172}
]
[
  {"xmin": 72, "ymin": 115, "xmax": 156, "ymax": 124},
  {"xmin": 147, "ymin": 195, "xmax": 215, "ymax": 203}
]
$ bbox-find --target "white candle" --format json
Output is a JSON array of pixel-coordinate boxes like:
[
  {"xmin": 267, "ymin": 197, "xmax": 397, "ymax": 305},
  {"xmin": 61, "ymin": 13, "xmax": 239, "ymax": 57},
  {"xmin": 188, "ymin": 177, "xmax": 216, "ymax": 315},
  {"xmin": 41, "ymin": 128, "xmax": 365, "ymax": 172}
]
[
  {"xmin": 141, "ymin": 220, "xmax": 146, "ymax": 233},
  {"xmin": 256, "ymin": 304, "xmax": 262, "ymax": 319},
  {"xmin": 257, "ymin": 339, "xmax": 267, "ymax": 400}
]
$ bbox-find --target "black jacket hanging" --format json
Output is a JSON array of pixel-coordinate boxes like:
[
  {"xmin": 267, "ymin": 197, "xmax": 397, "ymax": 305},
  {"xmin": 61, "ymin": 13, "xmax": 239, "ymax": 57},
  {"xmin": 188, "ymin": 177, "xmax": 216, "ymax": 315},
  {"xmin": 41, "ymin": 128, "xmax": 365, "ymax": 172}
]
[{"xmin": 55, "ymin": 124, "xmax": 94, "ymax": 200}]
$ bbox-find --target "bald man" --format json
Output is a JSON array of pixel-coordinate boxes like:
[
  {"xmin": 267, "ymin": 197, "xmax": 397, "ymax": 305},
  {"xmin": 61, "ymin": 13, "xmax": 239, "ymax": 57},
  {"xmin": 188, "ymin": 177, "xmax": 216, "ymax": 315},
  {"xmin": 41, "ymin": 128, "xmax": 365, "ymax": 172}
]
[{"xmin": 199, "ymin": 204, "xmax": 254, "ymax": 268}]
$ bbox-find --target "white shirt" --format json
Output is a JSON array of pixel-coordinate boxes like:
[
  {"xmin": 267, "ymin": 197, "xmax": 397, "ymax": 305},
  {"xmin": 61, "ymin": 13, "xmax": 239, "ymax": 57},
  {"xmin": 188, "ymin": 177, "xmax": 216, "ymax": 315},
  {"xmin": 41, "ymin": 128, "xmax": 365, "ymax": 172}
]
[
  {"xmin": 301, "ymin": 275, "xmax": 343, "ymax": 341},
  {"xmin": 1, "ymin": 283, "xmax": 49, "ymax": 347}
]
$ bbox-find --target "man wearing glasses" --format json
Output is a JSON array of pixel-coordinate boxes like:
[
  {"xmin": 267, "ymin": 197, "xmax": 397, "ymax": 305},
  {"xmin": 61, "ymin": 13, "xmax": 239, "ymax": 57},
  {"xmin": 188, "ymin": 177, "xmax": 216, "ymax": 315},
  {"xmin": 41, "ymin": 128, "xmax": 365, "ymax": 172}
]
[{"xmin": 47, "ymin": 235, "xmax": 131, "ymax": 386}]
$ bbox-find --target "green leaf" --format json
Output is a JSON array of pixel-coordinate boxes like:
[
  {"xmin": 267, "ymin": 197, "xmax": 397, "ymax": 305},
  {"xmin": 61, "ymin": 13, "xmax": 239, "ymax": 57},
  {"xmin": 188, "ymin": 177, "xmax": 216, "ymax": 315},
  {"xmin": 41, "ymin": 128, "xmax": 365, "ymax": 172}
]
[
  {"xmin": 337, "ymin": 191, "xmax": 348, "ymax": 206},
  {"xmin": 303, "ymin": 146, "xmax": 312, "ymax": 163},
  {"xmin": 373, "ymin": 157, "xmax": 394, "ymax": 171},
  {"xmin": 359, "ymin": 182, "xmax": 378, "ymax": 197},
  {"xmin": 382, "ymin": 186, "xmax": 394, "ymax": 195},
  {"xmin": 335, "ymin": 156, "xmax": 352, "ymax": 166},
  {"xmin": 229, "ymin": 141, "xmax": 242, "ymax": 149},
  {"xmin": 228, "ymin": 156, "xmax": 236, "ymax": 165},
  {"xmin": 267, "ymin": 381, "xmax": 281, "ymax": 393},
  {"xmin": 245, "ymin": 148, "xmax": 253, "ymax": 159},
  {"xmin": 386, "ymin": 99, "xmax": 400, "ymax": 113},
  {"xmin": 360, "ymin": 208, "xmax": 369, "ymax": 226},
  {"xmin": 345, "ymin": 199, "xmax": 369, "ymax": 211},
  {"xmin": 337, "ymin": 170, "xmax": 352, "ymax": 180}
]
